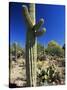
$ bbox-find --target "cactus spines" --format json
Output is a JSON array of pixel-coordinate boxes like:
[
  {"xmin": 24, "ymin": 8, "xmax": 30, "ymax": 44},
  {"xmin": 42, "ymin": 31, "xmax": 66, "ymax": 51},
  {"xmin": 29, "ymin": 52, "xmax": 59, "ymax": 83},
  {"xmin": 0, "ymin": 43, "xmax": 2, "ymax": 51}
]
[{"xmin": 22, "ymin": 3, "xmax": 46, "ymax": 87}]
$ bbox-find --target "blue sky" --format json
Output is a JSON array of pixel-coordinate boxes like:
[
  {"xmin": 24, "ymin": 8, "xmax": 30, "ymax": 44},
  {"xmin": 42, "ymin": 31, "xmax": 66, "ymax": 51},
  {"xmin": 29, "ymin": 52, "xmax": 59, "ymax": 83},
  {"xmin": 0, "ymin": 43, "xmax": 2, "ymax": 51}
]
[{"xmin": 9, "ymin": 2, "xmax": 65, "ymax": 48}]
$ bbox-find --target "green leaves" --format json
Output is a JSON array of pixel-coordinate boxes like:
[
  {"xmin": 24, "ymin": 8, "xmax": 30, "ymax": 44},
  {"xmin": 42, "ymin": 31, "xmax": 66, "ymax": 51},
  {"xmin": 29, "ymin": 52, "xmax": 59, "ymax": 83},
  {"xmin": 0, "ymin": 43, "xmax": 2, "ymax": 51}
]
[{"xmin": 45, "ymin": 40, "xmax": 64, "ymax": 57}]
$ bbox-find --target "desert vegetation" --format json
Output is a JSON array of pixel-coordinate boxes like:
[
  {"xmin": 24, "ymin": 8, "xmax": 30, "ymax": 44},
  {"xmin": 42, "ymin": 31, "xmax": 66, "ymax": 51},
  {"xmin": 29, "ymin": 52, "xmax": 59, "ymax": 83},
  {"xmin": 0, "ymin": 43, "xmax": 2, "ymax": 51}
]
[
  {"xmin": 9, "ymin": 40, "xmax": 65, "ymax": 87},
  {"xmin": 9, "ymin": 3, "xmax": 65, "ymax": 88}
]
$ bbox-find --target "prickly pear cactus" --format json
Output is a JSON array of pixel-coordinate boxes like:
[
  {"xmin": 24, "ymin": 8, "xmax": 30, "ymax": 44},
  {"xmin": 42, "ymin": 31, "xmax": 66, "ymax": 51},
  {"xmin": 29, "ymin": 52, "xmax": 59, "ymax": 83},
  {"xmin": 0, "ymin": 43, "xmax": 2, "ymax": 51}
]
[{"xmin": 22, "ymin": 3, "xmax": 46, "ymax": 87}]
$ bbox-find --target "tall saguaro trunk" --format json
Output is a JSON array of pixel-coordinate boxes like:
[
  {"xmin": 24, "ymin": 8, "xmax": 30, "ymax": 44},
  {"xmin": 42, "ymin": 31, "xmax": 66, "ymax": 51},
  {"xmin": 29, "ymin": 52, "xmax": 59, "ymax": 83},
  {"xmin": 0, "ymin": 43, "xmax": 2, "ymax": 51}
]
[
  {"xmin": 26, "ymin": 3, "xmax": 37, "ymax": 86},
  {"xmin": 22, "ymin": 3, "xmax": 46, "ymax": 87},
  {"xmin": 29, "ymin": 4, "xmax": 37, "ymax": 86}
]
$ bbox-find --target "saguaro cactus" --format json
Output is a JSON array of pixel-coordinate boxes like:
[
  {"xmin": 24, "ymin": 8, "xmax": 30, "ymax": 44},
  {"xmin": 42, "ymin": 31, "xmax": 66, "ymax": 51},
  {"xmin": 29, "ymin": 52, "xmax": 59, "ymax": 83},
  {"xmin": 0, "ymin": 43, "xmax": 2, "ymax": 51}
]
[{"xmin": 22, "ymin": 3, "xmax": 46, "ymax": 87}]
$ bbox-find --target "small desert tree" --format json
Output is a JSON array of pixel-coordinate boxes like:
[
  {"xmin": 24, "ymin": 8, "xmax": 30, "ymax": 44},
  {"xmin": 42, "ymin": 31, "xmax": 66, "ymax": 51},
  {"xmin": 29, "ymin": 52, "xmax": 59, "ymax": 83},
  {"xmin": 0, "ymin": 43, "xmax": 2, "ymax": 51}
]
[{"xmin": 45, "ymin": 40, "xmax": 64, "ymax": 57}]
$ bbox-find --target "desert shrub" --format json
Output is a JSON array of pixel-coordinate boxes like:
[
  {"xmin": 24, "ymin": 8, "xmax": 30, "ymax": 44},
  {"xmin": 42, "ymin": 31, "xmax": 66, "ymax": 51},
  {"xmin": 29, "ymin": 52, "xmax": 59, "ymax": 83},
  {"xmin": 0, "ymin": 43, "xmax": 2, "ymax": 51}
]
[
  {"xmin": 10, "ymin": 42, "xmax": 25, "ymax": 59},
  {"xmin": 45, "ymin": 40, "xmax": 64, "ymax": 57},
  {"xmin": 37, "ymin": 69, "xmax": 48, "ymax": 85},
  {"xmin": 37, "ymin": 43, "xmax": 45, "ymax": 57},
  {"xmin": 37, "ymin": 64, "xmax": 62, "ymax": 86}
]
